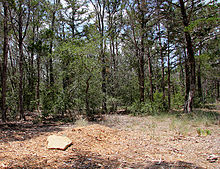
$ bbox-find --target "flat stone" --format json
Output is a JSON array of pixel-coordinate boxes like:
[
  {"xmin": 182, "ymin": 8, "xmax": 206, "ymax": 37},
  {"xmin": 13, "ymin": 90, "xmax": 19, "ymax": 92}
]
[{"xmin": 47, "ymin": 135, "xmax": 72, "ymax": 150}]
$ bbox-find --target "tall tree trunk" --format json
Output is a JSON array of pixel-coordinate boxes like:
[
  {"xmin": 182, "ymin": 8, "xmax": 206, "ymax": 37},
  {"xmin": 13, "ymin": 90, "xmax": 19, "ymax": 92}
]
[
  {"xmin": 18, "ymin": 30, "xmax": 25, "ymax": 120},
  {"xmin": 71, "ymin": 5, "xmax": 76, "ymax": 38},
  {"xmin": 139, "ymin": 10, "xmax": 145, "ymax": 103},
  {"xmin": 1, "ymin": 2, "xmax": 9, "ymax": 122},
  {"xmin": 197, "ymin": 62, "xmax": 202, "ymax": 98},
  {"xmin": 18, "ymin": 2, "xmax": 26, "ymax": 120},
  {"xmin": 85, "ymin": 75, "xmax": 92, "ymax": 118},
  {"xmin": 158, "ymin": 24, "xmax": 165, "ymax": 103},
  {"xmin": 197, "ymin": 47, "xmax": 203, "ymax": 101},
  {"xmin": 101, "ymin": 47, "xmax": 107, "ymax": 113},
  {"xmin": 179, "ymin": 0, "xmax": 196, "ymax": 113},
  {"xmin": 184, "ymin": 48, "xmax": 190, "ymax": 110},
  {"xmin": 90, "ymin": 0, "xmax": 107, "ymax": 113},
  {"xmin": 37, "ymin": 53, "xmax": 40, "ymax": 112},
  {"xmin": 36, "ymin": 26, "xmax": 41, "ymax": 113},
  {"xmin": 167, "ymin": 30, "xmax": 171, "ymax": 109},
  {"xmin": 49, "ymin": 11, "xmax": 55, "ymax": 87},
  {"xmin": 147, "ymin": 47, "xmax": 154, "ymax": 102},
  {"xmin": 109, "ymin": 36, "xmax": 116, "ymax": 97},
  {"xmin": 101, "ymin": 2, "xmax": 107, "ymax": 113},
  {"xmin": 36, "ymin": 10, "xmax": 40, "ymax": 112},
  {"xmin": 28, "ymin": 20, "xmax": 35, "ymax": 111}
]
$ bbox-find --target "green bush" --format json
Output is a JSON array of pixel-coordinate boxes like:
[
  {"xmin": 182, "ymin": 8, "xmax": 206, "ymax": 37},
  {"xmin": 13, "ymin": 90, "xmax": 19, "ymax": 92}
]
[
  {"xmin": 128, "ymin": 91, "xmax": 168, "ymax": 116},
  {"xmin": 41, "ymin": 87, "xmax": 57, "ymax": 117},
  {"xmin": 172, "ymin": 92, "xmax": 184, "ymax": 109}
]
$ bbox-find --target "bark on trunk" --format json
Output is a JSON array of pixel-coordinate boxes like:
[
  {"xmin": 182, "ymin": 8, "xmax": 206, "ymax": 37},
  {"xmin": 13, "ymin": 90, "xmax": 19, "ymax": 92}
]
[
  {"xmin": 197, "ymin": 47, "xmax": 203, "ymax": 101},
  {"xmin": 139, "ymin": 11, "xmax": 145, "ymax": 103},
  {"xmin": 18, "ymin": 2, "xmax": 25, "ymax": 120},
  {"xmin": 1, "ymin": 2, "xmax": 9, "ymax": 122},
  {"xmin": 184, "ymin": 48, "xmax": 190, "ymax": 109},
  {"xmin": 179, "ymin": 0, "xmax": 196, "ymax": 113},
  {"xmin": 37, "ymin": 53, "xmax": 40, "ymax": 112},
  {"xmin": 100, "ymin": 2, "xmax": 107, "ymax": 113},
  {"xmin": 147, "ymin": 48, "xmax": 154, "ymax": 102},
  {"xmin": 27, "ymin": 21, "xmax": 35, "ymax": 111},
  {"xmin": 197, "ymin": 62, "xmax": 202, "ymax": 99},
  {"xmin": 158, "ymin": 24, "xmax": 165, "ymax": 103},
  {"xmin": 49, "ymin": 11, "xmax": 55, "ymax": 87},
  {"xmin": 167, "ymin": 31, "xmax": 171, "ymax": 109},
  {"xmin": 101, "ymin": 48, "xmax": 107, "ymax": 113},
  {"xmin": 85, "ymin": 75, "xmax": 92, "ymax": 118}
]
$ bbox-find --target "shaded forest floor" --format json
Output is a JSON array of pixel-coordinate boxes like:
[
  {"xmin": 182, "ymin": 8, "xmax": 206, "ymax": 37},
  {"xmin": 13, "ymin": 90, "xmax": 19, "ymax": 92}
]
[{"xmin": 0, "ymin": 104, "xmax": 220, "ymax": 168}]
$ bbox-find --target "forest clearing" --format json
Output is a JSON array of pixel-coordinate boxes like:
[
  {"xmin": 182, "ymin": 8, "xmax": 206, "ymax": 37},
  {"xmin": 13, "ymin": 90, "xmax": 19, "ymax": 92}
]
[
  {"xmin": 0, "ymin": 104, "xmax": 219, "ymax": 168},
  {"xmin": 0, "ymin": 0, "xmax": 220, "ymax": 168}
]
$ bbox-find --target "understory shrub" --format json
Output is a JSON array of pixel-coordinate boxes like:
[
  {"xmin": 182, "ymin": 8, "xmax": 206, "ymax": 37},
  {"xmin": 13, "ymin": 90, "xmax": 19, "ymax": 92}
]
[{"xmin": 128, "ymin": 91, "xmax": 168, "ymax": 116}]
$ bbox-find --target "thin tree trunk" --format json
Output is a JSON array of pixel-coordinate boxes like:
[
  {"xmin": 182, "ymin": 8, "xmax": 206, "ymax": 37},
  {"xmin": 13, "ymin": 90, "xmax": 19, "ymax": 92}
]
[
  {"xmin": 100, "ymin": 2, "xmax": 107, "ymax": 113},
  {"xmin": 37, "ymin": 53, "xmax": 40, "ymax": 112},
  {"xmin": 101, "ymin": 48, "xmax": 107, "ymax": 113},
  {"xmin": 1, "ymin": 2, "xmax": 9, "ymax": 122},
  {"xmin": 179, "ymin": 0, "xmax": 196, "ymax": 113},
  {"xmin": 184, "ymin": 48, "xmax": 190, "ymax": 110},
  {"xmin": 36, "ymin": 25, "xmax": 40, "ymax": 113},
  {"xmin": 28, "ymin": 20, "xmax": 35, "ymax": 111},
  {"xmin": 139, "ymin": 11, "xmax": 145, "ymax": 103},
  {"xmin": 158, "ymin": 24, "xmax": 165, "ymax": 103},
  {"xmin": 18, "ymin": 39, "xmax": 25, "ymax": 120},
  {"xmin": 18, "ymin": 42, "xmax": 25, "ymax": 119},
  {"xmin": 49, "ymin": 11, "xmax": 55, "ymax": 87},
  {"xmin": 85, "ymin": 75, "xmax": 92, "ymax": 118},
  {"xmin": 147, "ymin": 47, "xmax": 154, "ymax": 102},
  {"xmin": 167, "ymin": 31, "xmax": 171, "ymax": 109},
  {"xmin": 36, "ymin": 18, "xmax": 40, "ymax": 112},
  {"xmin": 197, "ymin": 47, "xmax": 203, "ymax": 101},
  {"xmin": 179, "ymin": 52, "xmax": 184, "ymax": 87},
  {"xmin": 71, "ymin": 5, "xmax": 75, "ymax": 38},
  {"xmin": 18, "ymin": 2, "xmax": 25, "ymax": 120},
  {"xmin": 197, "ymin": 62, "xmax": 202, "ymax": 98}
]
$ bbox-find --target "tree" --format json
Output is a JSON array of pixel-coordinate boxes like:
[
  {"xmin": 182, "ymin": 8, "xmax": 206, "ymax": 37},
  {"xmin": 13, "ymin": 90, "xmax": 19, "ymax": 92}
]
[
  {"xmin": 90, "ymin": 0, "xmax": 108, "ymax": 113},
  {"xmin": 178, "ymin": 0, "xmax": 196, "ymax": 113},
  {"xmin": 1, "ymin": 1, "xmax": 9, "ymax": 122},
  {"xmin": 9, "ymin": 0, "xmax": 31, "ymax": 120}
]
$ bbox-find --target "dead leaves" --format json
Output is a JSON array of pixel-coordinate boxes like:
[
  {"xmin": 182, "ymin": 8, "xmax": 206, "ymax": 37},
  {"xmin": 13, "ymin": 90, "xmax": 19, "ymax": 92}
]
[{"xmin": 0, "ymin": 116, "xmax": 219, "ymax": 168}]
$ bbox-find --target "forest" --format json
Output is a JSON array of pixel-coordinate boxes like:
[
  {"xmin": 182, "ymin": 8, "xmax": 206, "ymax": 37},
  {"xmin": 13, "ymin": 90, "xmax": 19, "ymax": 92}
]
[
  {"xmin": 1, "ymin": 0, "xmax": 219, "ymax": 121},
  {"xmin": 0, "ymin": 0, "xmax": 220, "ymax": 168}
]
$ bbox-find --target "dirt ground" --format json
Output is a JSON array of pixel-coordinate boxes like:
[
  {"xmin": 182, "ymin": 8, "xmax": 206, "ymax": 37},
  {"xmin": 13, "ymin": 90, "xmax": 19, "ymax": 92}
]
[{"xmin": 0, "ymin": 111, "xmax": 219, "ymax": 168}]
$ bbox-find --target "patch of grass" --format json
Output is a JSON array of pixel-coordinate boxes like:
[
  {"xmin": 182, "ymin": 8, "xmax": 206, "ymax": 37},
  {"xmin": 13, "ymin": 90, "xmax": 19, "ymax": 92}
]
[
  {"xmin": 187, "ymin": 110, "xmax": 219, "ymax": 126},
  {"xmin": 74, "ymin": 118, "xmax": 89, "ymax": 127},
  {"xmin": 146, "ymin": 121, "xmax": 157, "ymax": 130},
  {"xmin": 169, "ymin": 118, "xmax": 178, "ymax": 131},
  {"xmin": 196, "ymin": 128, "xmax": 211, "ymax": 136},
  {"xmin": 100, "ymin": 115, "xmax": 121, "ymax": 127},
  {"xmin": 178, "ymin": 120, "xmax": 190, "ymax": 136},
  {"xmin": 168, "ymin": 117, "xmax": 190, "ymax": 136}
]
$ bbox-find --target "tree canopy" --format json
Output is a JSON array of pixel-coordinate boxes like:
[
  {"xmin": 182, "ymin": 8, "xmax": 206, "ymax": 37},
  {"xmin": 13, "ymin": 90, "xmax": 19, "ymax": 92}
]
[{"xmin": 0, "ymin": 0, "xmax": 219, "ymax": 121}]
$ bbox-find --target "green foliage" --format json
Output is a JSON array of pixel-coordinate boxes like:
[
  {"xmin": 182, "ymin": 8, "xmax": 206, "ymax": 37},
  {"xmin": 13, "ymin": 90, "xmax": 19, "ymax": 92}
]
[
  {"xmin": 153, "ymin": 90, "xmax": 168, "ymax": 112},
  {"xmin": 128, "ymin": 91, "xmax": 168, "ymax": 116},
  {"xmin": 42, "ymin": 39, "xmax": 103, "ymax": 118},
  {"xmin": 41, "ymin": 84, "xmax": 61, "ymax": 117},
  {"xmin": 184, "ymin": 17, "xmax": 220, "ymax": 32},
  {"xmin": 172, "ymin": 92, "xmax": 184, "ymax": 109},
  {"xmin": 197, "ymin": 128, "xmax": 211, "ymax": 136},
  {"xmin": 1, "ymin": 0, "xmax": 219, "ymax": 123}
]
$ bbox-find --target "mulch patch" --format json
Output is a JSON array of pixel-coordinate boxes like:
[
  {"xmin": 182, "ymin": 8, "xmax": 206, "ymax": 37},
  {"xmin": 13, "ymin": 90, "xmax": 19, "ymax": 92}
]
[{"xmin": 0, "ymin": 116, "xmax": 219, "ymax": 168}]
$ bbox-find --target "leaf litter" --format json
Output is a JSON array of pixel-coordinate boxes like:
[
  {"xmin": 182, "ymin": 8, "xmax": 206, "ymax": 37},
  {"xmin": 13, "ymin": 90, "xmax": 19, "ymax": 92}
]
[{"xmin": 0, "ymin": 115, "xmax": 219, "ymax": 168}]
